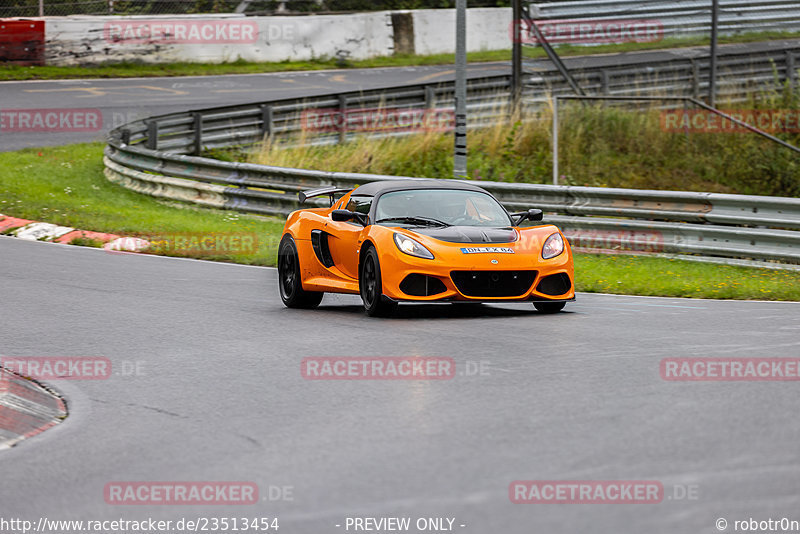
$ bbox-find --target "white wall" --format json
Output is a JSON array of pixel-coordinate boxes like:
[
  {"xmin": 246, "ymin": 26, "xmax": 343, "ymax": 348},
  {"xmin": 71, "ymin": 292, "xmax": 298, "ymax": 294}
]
[
  {"xmin": 412, "ymin": 8, "xmax": 512, "ymax": 56},
  {"xmin": 39, "ymin": 9, "xmax": 512, "ymax": 66}
]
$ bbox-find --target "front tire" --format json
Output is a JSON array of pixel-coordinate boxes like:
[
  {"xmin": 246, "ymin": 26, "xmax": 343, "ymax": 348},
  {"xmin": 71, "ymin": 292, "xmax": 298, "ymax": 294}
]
[
  {"xmin": 278, "ymin": 235, "xmax": 323, "ymax": 309},
  {"xmin": 359, "ymin": 247, "xmax": 396, "ymax": 317},
  {"xmin": 534, "ymin": 301, "xmax": 565, "ymax": 314}
]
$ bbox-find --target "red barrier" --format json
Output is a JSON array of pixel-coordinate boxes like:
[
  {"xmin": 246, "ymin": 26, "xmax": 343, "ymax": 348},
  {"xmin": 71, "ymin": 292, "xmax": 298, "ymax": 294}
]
[{"xmin": 0, "ymin": 19, "xmax": 45, "ymax": 65}]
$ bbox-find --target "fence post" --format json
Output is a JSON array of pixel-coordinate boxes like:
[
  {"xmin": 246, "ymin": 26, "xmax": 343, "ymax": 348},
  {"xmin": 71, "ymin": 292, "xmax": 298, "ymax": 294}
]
[
  {"xmin": 552, "ymin": 96, "xmax": 559, "ymax": 186},
  {"xmin": 453, "ymin": 0, "xmax": 468, "ymax": 178},
  {"xmin": 511, "ymin": 0, "xmax": 523, "ymax": 111},
  {"xmin": 146, "ymin": 121, "xmax": 158, "ymax": 150},
  {"xmin": 709, "ymin": 0, "xmax": 719, "ymax": 106},
  {"xmin": 338, "ymin": 94, "xmax": 347, "ymax": 144},
  {"xmin": 193, "ymin": 112, "xmax": 203, "ymax": 156},
  {"xmin": 260, "ymin": 104, "xmax": 273, "ymax": 138},
  {"xmin": 600, "ymin": 70, "xmax": 609, "ymax": 95},
  {"xmin": 424, "ymin": 85, "xmax": 436, "ymax": 109}
]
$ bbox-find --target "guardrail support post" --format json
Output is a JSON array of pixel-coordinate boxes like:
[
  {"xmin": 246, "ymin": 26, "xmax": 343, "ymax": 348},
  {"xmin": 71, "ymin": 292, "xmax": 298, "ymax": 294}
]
[
  {"xmin": 260, "ymin": 104, "xmax": 273, "ymax": 138},
  {"xmin": 146, "ymin": 121, "xmax": 158, "ymax": 150},
  {"xmin": 552, "ymin": 96, "xmax": 559, "ymax": 186},
  {"xmin": 786, "ymin": 52, "xmax": 796, "ymax": 91},
  {"xmin": 600, "ymin": 70, "xmax": 609, "ymax": 96},
  {"xmin": 425, "ymin": 85, "xmax": 436, "ymax": 109},
  {"xmin": 338, "ymin": 94, "xmax": 347, "ymax": 144},
  {"xmin": 691, "ymin": 60, "xmax": 700, "ymax": 100},
  {"xmin": 193, "ymin": 112, "xmax": 203, "ymax": 156},
  {"xmin": 121, "ymin": 129, "xmax": 131, "ymax": 146}
]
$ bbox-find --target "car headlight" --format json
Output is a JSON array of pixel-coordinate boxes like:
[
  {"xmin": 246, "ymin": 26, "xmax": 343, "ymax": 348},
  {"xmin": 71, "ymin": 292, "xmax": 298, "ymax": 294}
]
[
  {"xmin": 393, "ymin": 233, "xmax": 434, "ymax": 259},
  {"xmin": 542, "ymin": 232, "xmax": 564, "ymax": 259}
]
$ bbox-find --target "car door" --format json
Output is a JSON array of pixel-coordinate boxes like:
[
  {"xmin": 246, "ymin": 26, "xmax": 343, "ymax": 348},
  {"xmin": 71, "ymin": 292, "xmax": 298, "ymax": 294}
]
[{"xmin": 324, "ymin": 194, "xmax": 372, "ymax": 280}]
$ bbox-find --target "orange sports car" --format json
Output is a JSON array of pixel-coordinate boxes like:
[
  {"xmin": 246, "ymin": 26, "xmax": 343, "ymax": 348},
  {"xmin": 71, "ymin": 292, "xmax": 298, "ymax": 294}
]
[{"xmin": 277, "ymin": 179, "xmax": 574, "ymax": 316}]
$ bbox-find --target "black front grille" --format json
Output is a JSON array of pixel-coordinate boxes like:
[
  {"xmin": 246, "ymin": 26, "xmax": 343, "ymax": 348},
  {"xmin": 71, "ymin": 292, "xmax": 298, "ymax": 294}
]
[
  {"xmin": 450, "ymin": 270, "xmax": 537, "ymax": 298},
  {"xmin": 536, "ymin": 273, "xmax": 572, "ymax": 296},
  {"xmin": 400, "ymin": 274, "xmax": 447, "ymax": 297}
]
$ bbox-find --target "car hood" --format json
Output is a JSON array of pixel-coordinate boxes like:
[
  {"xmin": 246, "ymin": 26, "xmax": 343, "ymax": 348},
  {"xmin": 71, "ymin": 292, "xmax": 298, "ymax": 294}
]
[{"xmin": 409, "ymin": 226, "xmax": 517, "ymax": 244}]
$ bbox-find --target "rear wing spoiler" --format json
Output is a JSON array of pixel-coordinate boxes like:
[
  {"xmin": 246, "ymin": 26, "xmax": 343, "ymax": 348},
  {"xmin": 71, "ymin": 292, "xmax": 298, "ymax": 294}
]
[{"xmin": 298, "ymin": 186, "xmax": 354, "ymax": 206}]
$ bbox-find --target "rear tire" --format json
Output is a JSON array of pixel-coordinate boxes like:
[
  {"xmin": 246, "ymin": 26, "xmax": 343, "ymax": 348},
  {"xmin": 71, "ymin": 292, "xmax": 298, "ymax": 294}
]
[
  {"xmin": 534, "ymin": 301, "xmax": 565, "ymax": 314},
  {"xmin": 359, "ymin": 247, "xmax": 396, "ymax": 317},
  {"xmin": 278, "ymin": 235, "xmax": 323, "ymax": 309}
]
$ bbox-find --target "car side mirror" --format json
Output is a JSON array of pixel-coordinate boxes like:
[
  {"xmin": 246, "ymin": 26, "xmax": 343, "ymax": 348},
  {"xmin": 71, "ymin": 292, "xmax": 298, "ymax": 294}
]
[
  {"xmin": 527, "ymin": 208, "xmax": 543, "ymax": 221},
  {"xmin": 511, "ymin": 208, "xmax": 544, "ymax": 226},
  {"xmin": 332, "ymin": 209, "xmax": 367, "ymax": 225},
  {"xmin": 331, "ymin": 209, "xmax": 355, "ymax": 222}
]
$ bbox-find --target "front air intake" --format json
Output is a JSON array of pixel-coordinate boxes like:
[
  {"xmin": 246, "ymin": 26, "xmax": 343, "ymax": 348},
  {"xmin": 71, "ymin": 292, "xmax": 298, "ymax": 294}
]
[
  {"xmin": 450, "ymin": 270, "xmax": 537, "ymax": 298},
  {"xmin": 399, "ymin": 274, "xmax": 447, "ymax": 297},
  {"xmin": 536, "ymin": 273, "xmax": 572, "ymax": 296}
]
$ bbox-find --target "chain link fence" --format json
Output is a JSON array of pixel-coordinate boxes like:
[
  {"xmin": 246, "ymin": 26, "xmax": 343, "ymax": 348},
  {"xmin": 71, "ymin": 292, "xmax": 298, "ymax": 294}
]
[{"xmin": 0, "ymin": 0, "xmax": 509, "ymax": 17}]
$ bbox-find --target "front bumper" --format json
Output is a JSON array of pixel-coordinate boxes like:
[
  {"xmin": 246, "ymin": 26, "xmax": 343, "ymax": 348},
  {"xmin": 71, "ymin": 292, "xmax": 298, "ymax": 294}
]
[
  {"xmin": 378, "ymin": 247, "xmax": 575, "ymax": 303},
  {"xmin": 383, "ymin": 295, "xmax": 576, "ymax": 304}
]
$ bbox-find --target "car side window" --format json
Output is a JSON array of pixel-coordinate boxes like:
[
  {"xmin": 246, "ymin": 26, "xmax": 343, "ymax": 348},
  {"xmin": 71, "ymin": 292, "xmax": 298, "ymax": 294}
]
[{"xmin": 346, "ymin": 195, "xmax": 372, "ymax": 216}]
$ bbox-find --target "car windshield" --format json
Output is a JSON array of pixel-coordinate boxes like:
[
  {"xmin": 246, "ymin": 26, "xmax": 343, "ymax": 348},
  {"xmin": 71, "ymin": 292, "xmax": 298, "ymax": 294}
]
[{"xmin": 375, "ymin": 189, "xmax": 512, "ymax": 227}]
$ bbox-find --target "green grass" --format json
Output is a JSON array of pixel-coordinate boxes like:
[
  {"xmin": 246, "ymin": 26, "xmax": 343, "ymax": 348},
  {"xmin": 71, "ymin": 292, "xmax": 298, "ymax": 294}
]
[
  {"xmin": 0, "ymin": 53, "xmax": 508, "ymax": 81},
  {"xmin": 575, "ymin": 254, "xmax": 800, "ymax": 301},
  {"xmin": 68, "ymin": 236, "xmax": 105, "ymax": 248},
  {"xmin": 0, "ymin": 143, "xmax": 284, "ymax": 265},
  {"xmin": 1, "ymin": 142, "xmax": 798, "ymax": 300},
  {"xmin": 3, "ymin": 31, "xmax": 798, "ymax": 81}
]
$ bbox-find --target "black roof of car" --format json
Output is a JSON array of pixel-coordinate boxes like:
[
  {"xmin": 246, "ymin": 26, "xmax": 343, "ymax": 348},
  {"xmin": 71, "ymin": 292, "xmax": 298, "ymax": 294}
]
[{"xmin": 352, "ymin": 179, "xmax": 490, "ymax": 197}]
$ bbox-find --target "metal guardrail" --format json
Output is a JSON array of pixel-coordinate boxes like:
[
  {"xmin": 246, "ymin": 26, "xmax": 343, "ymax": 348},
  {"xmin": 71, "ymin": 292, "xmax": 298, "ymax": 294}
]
[
  {"xmin": 119, "ymin": 76, "xmax": 515, "ymax": 155},
  {"xmin": 105, "ymin": 43, "xmax": 800, "ymax": 266},
  {"xmin": 524, "ymin": 39, "xmax": 800, "ymax": 103},
  {"xmin": 103, "ymin": 144, "xmax": 800, "ymax": 264},
  {"xmin": 529, "ymin": 0, "xmax": 800, "ymax": 39}
]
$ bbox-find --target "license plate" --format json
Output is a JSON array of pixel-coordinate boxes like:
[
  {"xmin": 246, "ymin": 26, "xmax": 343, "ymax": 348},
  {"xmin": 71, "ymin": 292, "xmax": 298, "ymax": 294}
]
[{"xmin": 460, "ymin": 247, "xmax": 515, "ymax": 254}]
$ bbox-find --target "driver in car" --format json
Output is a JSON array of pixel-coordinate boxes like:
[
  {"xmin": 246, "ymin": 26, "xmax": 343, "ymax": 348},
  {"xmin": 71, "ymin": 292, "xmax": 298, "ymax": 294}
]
[{"xmin": 438, "ymin": 196, "xmax": 484, "ymax": 225}]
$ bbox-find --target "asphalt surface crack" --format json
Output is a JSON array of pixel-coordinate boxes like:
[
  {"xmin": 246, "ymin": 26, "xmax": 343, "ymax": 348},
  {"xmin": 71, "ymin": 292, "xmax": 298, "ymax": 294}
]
[
  {"xmin": 91, "ymin": 398, "xmax": 187, "ymax": 419},
  {"xmin": 235, "ymin": 433, "xmax": 262, "ymax": 448}
]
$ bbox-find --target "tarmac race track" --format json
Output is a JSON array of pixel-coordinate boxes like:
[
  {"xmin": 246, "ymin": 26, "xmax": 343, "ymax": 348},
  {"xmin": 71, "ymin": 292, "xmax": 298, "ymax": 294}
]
[{"xmin": 2, "ymin": 236, "xmax": 800, "ymax": 533}]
